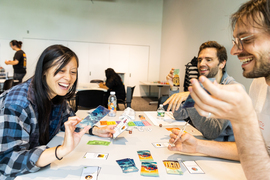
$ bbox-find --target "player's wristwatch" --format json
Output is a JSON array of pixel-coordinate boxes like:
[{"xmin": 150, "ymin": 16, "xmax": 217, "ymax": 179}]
[{"xmin": 89, "ymin": 125, "xmax": 98, "ymax": 135}]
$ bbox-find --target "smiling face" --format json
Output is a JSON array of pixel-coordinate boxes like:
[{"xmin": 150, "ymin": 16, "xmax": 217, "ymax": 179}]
[
  {"xmin": 45, "ymin": 57, "xmax": 78, "ymax": 99},
  {"xmin": 230, "ymin": 16, "xmax": 270, "ymax": 81},
  {"xmin": 197, "ymin": 48, "xmax": 224, "ymax": 79}
]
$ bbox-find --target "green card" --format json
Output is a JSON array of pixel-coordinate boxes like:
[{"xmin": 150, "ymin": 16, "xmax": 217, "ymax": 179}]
[
  {"xmin": 87, "ymin": 140, "xmax": 111, "ymax": 146},
  {"xmin": 128, "ymin": 121, "xmax": 136, "ymax": 126}
]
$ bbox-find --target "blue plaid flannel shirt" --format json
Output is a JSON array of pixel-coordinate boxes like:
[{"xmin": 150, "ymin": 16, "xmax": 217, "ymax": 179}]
[{"xmin": 0, "ymin": 79, "xmax": 75, "ymax": 179}]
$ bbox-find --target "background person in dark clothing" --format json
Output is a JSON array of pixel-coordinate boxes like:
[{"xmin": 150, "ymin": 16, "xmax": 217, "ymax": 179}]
[
  {"xmin": 5, "ymin": 40, "xmax": 27, "ymax": 83},
  {"xmin": 99, "ymin": 68, "xmax": 126, "ymax": 103}
]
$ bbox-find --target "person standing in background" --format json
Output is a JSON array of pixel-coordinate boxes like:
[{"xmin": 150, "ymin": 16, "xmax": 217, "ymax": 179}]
[{"xmin": 5, "ymin": 40, "xmax": 27, "ymax": 83}]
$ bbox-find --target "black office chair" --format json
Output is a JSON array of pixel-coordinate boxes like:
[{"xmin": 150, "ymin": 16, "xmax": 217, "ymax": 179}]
[
  {"xmin": 117, "ymin": 86, "xmax": 135, "ymax": 109},
  {"xmin": 90, "ymin": 79, "xmax": 104, "ymax": 83},
  {"xmin": 126, "ymin": 86, "xmax": 135, "ymax": 108},
  {"xmin": 75, "ymin": 90, "xmax": 106, "ymax": 112},
  {"xmin": 0, "ymin": 79, "xmax": 14, "ymax": 94},
  {"xmin": 183, "ymin": 56, "xmax": 199, "ymax": 91}
]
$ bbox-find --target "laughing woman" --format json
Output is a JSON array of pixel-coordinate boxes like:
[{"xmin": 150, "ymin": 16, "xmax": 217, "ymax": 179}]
[{"xmin": 0, "ymin": 45, "xmax": 115, "ymax": 179}]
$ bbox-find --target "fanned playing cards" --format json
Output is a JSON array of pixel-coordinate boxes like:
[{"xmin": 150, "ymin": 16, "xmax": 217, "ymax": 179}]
[{"xmin": 77, "ymin": 105, "xmax": 109, "ymax": 128}]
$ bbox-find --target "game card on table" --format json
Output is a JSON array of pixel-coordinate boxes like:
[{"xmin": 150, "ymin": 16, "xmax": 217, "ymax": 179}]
[{"xmin": 137, "ymin": 150, "xmax": 154, "ymax": 162}]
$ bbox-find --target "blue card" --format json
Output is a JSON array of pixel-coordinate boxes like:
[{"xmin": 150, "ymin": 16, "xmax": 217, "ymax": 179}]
[
  {"xmin": 133, "ymin": 121, "xmax": 145, "ymax": 126},
  {"xmin": 116, "ymin": 158, "xmax": 139, "ymax": 173},
  {"xmin": 76, "ymin": 105, "xmax": 110, "ymax": 128}
]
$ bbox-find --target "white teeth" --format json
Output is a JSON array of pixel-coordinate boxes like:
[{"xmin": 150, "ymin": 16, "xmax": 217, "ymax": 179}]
[
  {"xmin": 59, "ymin": 83, "xmax": 69, "ymax": 88},
  {"xmin": 240, "ymin": 57, "xmax": 253, "ymax": 64}
]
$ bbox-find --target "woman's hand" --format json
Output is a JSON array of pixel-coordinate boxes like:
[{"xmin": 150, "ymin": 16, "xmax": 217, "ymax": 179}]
[
  {"xmin": 61, "ymin": 116, "xmax": 91, "ymax": 156},
  {"xmin": 93, "ymin": 125, "xmax": 116, "ymax": 138}
]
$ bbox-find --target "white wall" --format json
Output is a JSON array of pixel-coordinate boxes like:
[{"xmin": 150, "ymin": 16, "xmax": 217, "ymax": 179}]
[
  {"xmin": 0, "ymin": 0, "xmax": 163, "ymax": 96},
  {"xmin": 160, "ymin": 0, "xmax": 253, "ymax": 94}
]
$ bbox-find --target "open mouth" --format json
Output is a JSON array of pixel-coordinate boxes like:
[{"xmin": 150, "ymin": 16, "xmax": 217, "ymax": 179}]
[
  {"xmin": 58, "ymin": 82, "xmax": 69, "ymax": 89},
  {"xmin": 200, "ymin": 68, "xmax": 208, "ymax": 73},
  {"xmin": 240, "ymin": 57, "xmax": 253, "ymax": 65}
]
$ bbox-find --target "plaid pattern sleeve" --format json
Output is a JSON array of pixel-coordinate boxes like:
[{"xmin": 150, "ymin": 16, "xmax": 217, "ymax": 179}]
[
  {"xmin": 60, "ymin": 101, "xmax": 76, "ymax": 132},
  {"xmin": 0, "ymin": 83, "xmax": 47, "ymax": 179}
]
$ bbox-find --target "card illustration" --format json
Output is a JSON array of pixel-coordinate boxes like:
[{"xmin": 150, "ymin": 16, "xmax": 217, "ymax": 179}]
[
  {"xmin": 137, "ymin": 150, "xmax": 154, "ymax": 162},
  {"xmin": 116, "ymin": 158, "xmax": 139, "ymax": 173},
  {"xmin": 163, "ymin": 160, "xmax": 183, "ymax": 175},
  {"xmin": 182, "ymin": 160, "xmax": 205, "ymax": 174},
  {"xmin": 77, "ymin": 106, "xmax": 109, "ymax": 128},
  {"xmin": 140, "ymin": 162, "xmax": 159, "ymax": 177},
  {"xmin": 80, "ymin": 166, "xmax": 99, "ymax": 180},
  {"xmin": 87, "ymin": 140, "xmax": 111, "ymax": 146},
  {"xmin": 113, "ymin": 117, "xmax": 131, "ymax": 139},
  {"xmin": 84, "ymin": 152, "xmax": 109, "ymax": 160},
  {"xmin": 152, "ymin": 142, "xmax": 169, "ymax": 148}
]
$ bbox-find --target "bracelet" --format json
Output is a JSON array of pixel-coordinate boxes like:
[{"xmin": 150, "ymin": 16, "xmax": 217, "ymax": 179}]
[
  {"xmin": 89, "ymin": 125, "xmax": 98, "ymax": 135},
  {"xmin": 55, "ymin": 145, "xmax": 63, "ymax": 160}
]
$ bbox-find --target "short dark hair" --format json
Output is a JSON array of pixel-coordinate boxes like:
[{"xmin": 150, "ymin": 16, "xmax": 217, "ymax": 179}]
[
  {"xmin": 32, "ymin": 44, "xmax": 79, "ymax": 144},
  {"xmin": 231, "ymin": 0, "xmax": 270, "ymax": 32},
  {"xmin": 198, "ymin": 41, "xmax": 227, "ymax": 72}
]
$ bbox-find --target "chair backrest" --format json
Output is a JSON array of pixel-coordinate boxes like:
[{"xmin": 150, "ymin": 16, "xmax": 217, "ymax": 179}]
[
  {"xmin": 90, "ymin": 79, "xmax": 104, "ymax": 83},
  {"xmin": 3, "ymin": 79, "xmax": 14, "ymax": 91},
  {"xmin": 75, "ymin": 90, "xmax": 106, "ymax": 112},
  {"xmin": 126, "ymin": 86, "xmax": 135, "ymax": 105},
  {"xmin": 183, "ymin": 56, "xmax": 199, "ymax": 91}
]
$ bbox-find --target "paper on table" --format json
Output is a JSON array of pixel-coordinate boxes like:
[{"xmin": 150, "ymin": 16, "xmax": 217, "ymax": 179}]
[{"xmin": 144, "ymin": 111, "xmax": 186, "ymax": 126}]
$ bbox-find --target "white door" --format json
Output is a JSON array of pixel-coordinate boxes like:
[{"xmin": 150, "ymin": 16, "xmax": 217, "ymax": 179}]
[
  {"xmin": 128, "ymin": 45, "xmax": 149, "ymax": 96},
  {"xmin": 88, "ymin": 43, "xmax": 110, "ymax": 82}
]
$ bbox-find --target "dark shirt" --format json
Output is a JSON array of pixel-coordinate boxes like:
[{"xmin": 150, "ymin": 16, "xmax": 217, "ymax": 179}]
[
  {"xmin": 13, "ymin": 50, "xmax": 26, "ymax": 73},
  {"xmin": 106, "ymin": 77, "xmax": 126, "ymax": 101}
]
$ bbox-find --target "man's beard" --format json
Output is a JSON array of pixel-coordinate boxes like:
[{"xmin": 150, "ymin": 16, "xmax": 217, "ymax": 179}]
[
  {"xmin": 243, "ymin": 54, "xmax": 270, "ymax": 79},
  {"xmin": 199, "ymin": 65, "xmax": 219, "ymax": 78}
]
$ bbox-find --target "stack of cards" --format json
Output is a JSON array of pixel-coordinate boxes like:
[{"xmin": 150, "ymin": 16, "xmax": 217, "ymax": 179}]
[
  {"xmin": 80, "ymin": 166, "xmax": 101, "ymax": 180},
  {"xmin": 163, "ymin": 160, "xmax": 183, "ymax": 175},
  {"xmin": 116, "ymin": 158, "xmax": 139, "ymax": 173},
  {"xmin": 137, "ymin": 150, "xmax": 159, "ymax": 177}
]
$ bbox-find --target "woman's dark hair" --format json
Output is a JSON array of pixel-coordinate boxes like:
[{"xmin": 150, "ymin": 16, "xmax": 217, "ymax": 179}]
[
  {"xmin": 10, "ymin": 40, "xmax": 22, "ymax": 48},
  {"xmin": 32, "ymin": 44, "xmax": 79, "ymax": 144},
  {"xmin": 105, "ymin": 68, "xmax": 122, "ymax": 83}
]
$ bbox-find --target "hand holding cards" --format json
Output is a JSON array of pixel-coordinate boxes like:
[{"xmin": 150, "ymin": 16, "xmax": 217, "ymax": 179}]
[
  {"xmin": 113, "ymin": 116, "xmax": 131, "ymax": 139},
  {"xmin": 77, "ymin": 106, "xmax": 109, "ymax": 128}
]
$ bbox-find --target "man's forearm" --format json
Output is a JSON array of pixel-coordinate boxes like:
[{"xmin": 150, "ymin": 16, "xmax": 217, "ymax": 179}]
[
  {"xmin": 232, "ymin": 113, "xmax": 270, "ymax": 180},
  {"xmin": 196, "ymin": 139, "xmax": 239, "ymax": 160}
]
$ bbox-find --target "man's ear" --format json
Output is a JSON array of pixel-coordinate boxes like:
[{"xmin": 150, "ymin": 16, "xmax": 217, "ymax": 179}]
[{"xmin": 219, "ymin": 60, "xmax": 226, "ymax": 69}]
